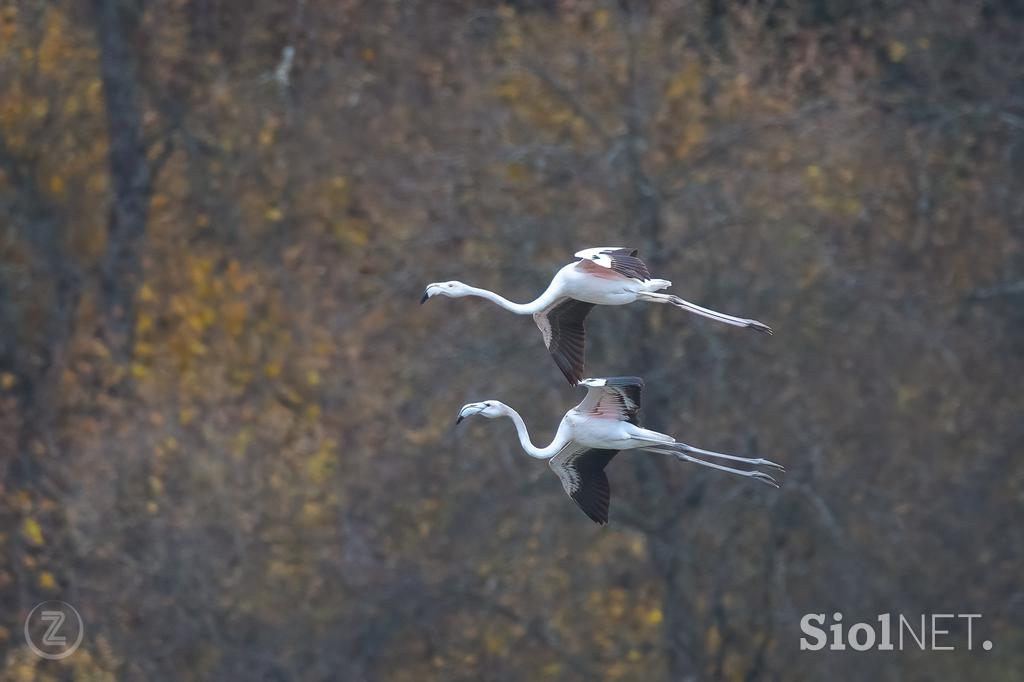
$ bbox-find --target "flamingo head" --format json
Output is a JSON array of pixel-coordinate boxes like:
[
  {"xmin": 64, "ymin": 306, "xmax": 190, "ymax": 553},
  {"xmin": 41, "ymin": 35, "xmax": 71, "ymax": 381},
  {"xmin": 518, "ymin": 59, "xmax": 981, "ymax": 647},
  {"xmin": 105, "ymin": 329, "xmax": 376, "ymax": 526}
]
[
  {"xmin": 455, "ymin": 400, "xmax": 505, "ymax": 425},
  {"xmin": 421, "ymin": 281, "xmax": 472, "ymax": 304}
]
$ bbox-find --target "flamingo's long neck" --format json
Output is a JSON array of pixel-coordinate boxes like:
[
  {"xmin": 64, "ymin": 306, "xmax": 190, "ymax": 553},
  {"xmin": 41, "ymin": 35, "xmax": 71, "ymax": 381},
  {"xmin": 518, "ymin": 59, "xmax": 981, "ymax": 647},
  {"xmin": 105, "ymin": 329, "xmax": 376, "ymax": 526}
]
[
  {"xmin": 503, "ymin": 406, "xmax": 563, "ymax": 459},
  {"xmin": 460, "ymin": 279, "xmax": 561, "ymax": 315}
]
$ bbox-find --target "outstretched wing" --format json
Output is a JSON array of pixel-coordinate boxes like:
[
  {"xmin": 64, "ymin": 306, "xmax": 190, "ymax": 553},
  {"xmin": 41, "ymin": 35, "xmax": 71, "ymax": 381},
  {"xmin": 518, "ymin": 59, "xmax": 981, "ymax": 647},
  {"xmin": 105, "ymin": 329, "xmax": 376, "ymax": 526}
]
[
  {"xmin": 549, "ymin": 444, "xmax": 620, "ymax": 525},
  {"xmin": 533, "ymin": 298, "xmax": 595, "ymax": 385},
  {"xmin": 575, "ymin": 376, "xmax": 644, "ymax": 426},
  {"xmin": 575, "ymin": 247, "xmax": 651, "ymax": 281}
]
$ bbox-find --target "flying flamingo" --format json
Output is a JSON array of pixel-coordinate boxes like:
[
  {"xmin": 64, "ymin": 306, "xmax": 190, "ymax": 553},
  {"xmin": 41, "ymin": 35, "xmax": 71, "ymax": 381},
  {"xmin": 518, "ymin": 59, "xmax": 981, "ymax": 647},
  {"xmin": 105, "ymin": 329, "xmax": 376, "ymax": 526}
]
[
  {"xmin": 456, "ymin": 376, "xmax": 782, "ymax": 525},
  {"xmin": 422, "ymin": 247, "xmax": 772, "ymax": 384}
]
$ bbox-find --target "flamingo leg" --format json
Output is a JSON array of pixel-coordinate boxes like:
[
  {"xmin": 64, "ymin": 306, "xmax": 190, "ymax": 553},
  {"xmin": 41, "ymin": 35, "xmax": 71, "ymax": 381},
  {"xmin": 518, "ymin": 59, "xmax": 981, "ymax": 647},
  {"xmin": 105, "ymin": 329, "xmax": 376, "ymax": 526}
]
[
  {"xmin": 645, "ymin": 447, "xmax": 781, "ymax": 488},
  {"xmin": 674, "ymin": 442, "xmax": 785, "ymax": 471},
  {"xmin": 636, "ymin": 292, "xmax": 773, "ymax": 335}
]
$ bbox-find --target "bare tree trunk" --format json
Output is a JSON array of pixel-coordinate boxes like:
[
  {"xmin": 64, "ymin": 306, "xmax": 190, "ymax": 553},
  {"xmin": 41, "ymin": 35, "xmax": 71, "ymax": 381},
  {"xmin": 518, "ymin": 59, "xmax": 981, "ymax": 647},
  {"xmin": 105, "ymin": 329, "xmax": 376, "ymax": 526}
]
[
  {"xmin": 618, "ymin": 5, "xmax": 702, "ymax": 679},
  {"xmin": 93, "ymin": 0, "xmax": 153, "ymax": 359}
]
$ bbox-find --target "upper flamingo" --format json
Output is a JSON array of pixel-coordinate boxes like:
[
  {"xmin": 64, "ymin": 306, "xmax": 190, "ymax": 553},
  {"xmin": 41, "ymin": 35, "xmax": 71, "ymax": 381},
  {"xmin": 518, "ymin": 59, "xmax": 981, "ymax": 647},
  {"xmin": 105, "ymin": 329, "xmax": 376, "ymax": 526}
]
[
  {"xmin": 422, "ymin": 247, "xmax": 772, "ymax": 384},
  {"xmin": 456, "ymin": 376, "xmax": 783, "ymax": 524}
]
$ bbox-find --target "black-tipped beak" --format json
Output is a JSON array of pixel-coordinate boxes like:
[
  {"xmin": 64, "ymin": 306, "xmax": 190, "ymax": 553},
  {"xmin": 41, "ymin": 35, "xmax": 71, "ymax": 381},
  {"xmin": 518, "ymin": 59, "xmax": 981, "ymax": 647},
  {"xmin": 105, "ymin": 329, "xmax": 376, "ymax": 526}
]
[
  {"xmin": 455, "ymin": 415, "xmax": 464, "ymax": 425},
  {"xmin": 420, "ymin": 290, "xmax": 430, "ymax": 304}
]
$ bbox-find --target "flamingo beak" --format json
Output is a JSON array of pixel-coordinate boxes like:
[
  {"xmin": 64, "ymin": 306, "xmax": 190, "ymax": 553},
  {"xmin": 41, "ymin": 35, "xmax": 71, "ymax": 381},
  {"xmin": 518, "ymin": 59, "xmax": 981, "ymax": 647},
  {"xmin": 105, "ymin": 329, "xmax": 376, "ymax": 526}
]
[
  {"xmin": 420, "ymin": 289, "xmax": 430, "ymax": 304},
  {"xmin": 456, "ymin": 403, "xmax": 485, "ymax": 424}
]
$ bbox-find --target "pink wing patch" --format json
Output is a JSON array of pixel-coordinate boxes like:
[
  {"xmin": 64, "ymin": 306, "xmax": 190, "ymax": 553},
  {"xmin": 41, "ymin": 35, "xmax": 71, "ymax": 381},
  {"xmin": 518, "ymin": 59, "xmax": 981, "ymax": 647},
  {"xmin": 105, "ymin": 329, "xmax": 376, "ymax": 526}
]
[
  {"xmin": 577, "ymin": 259, "xmax": 629, "ymax": 280},
  {"xmin": 591, "ymin": 403, "xmax": 622, "ymax": 420}
]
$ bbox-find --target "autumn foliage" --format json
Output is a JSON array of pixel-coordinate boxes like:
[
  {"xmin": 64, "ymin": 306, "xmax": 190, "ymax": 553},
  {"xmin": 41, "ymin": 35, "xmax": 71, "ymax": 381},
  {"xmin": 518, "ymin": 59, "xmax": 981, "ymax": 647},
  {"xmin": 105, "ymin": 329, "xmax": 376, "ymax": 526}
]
[{"xmin": 1, "ymin": 1, "xmax": 1022, "ymax": 680}]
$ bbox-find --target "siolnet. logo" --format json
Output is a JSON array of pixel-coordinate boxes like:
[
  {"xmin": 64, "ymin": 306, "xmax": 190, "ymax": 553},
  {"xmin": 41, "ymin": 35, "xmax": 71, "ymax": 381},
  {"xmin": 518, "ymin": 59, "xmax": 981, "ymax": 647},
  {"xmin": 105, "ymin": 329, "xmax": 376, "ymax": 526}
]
[{"xmin": 800, "ymin": 612, "xmax": 992, "ymax": 652}]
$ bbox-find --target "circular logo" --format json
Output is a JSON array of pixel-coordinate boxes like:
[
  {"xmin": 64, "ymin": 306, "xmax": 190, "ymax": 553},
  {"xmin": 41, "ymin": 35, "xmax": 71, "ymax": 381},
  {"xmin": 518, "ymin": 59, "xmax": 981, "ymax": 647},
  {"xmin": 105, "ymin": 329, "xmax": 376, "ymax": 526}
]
[{"xmin": 23, "ymin": 600, "xmax": 84, "ymax": 660}]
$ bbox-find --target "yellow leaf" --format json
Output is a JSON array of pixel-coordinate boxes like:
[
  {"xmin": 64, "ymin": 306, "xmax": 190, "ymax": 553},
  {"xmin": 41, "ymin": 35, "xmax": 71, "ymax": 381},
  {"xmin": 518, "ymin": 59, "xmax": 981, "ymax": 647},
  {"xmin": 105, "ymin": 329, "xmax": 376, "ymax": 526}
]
[
  {"xmin": 495, "ymin": 77, "xmax": 525, "ymax": 101},
  {"xmin": 673, "ymin": 120, "xmax": 707, "ymax": 159},
  {"xmin": 135, "ymin": 313, "xmax": 154, "ymax": 335},
  {"xmin": 63, "ymin": 94, "xmax": 80, "ymax": 115},
  {"xmin": 505, "ymin": 163, "xmax": 530, "ymax": 184},
  {"xmin": 301, "ymin": 501, "xmax": 323, "ymax": 524},
  {"xmin": 134, "ymin": 342, "xmax": 155, "ymax": 359},
  {"xmin": 232, "ymin": 429, "xmax": 251, "ymax": 458},
  {"xmin": 666, "ymin": 63, "xmax": 702, "ymax": 101},
  {"xmin": 258, "ymin": 124, "xmax": 275, "ymax": 147},
  {"xmin": 306, "ymin": 441, "xmax": 337, "ymax": 483},
  {"xmin": 38, "ymin": 571, "xmax": 57, "ymax": 591},
  {"xmin": 484, "ymin": 632, "xmax": 503, "ymax": 654},
  {"xmin": 841, "ymin": 197, "xmax": 862, "ymax": 216},
  {"xmin": 220, "ymin": 295, "xmax": 244, "ymax": 327},
  {"xmin": 705, "ymin": 624, "xmax": 722, "ymax": 653},
  {"xmin": 21, "ymin": 518, "xmax": 43, "ymax": 546},
  {"xmin": 629, "ymin": 536, "xmax": 646, "ymax": 557},
  {"xmin": 334, "ymin": 220, "xmax": 369, "ymax": 247},
  {"xmin": 887, "ymin": 40, "xmax": 907, "ymax": 62}
]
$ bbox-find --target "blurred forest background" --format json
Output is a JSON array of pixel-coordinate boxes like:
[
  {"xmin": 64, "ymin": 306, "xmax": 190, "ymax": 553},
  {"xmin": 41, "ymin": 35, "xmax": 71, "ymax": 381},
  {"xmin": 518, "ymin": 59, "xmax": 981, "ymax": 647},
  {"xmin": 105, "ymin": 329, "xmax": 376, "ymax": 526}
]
[{"xmin": 1, "ymin": 0, "xmax": 1023, "ymax": 680}]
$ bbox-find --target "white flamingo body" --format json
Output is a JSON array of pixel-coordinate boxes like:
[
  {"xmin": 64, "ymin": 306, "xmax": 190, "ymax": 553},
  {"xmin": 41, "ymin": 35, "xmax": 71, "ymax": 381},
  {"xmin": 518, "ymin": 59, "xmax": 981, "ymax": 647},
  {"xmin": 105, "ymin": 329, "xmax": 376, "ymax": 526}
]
[
  {"xmin": 559, "ymin": 410, "xmax": 665, "ymax": 450},
  {"xmin": 457, "ymin": 377, "xmax": 782, "ymax": 524},
  {"xmin": 548, "ymin": 261, "xmax": 672, "ymax": 305},
  {"xmin": 423, "ymin": 247, "xmax": 771, "ymax": 384}
]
